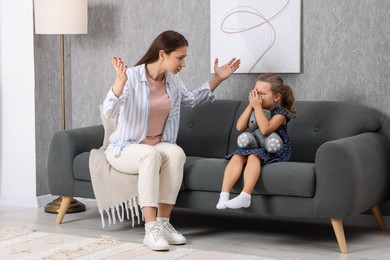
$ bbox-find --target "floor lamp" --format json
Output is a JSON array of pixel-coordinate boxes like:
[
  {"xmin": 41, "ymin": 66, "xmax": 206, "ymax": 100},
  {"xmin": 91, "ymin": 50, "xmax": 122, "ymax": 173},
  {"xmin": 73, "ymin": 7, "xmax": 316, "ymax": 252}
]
[{"xmin": 34, "ymin": 0, "xmax": 88, "ymax": 214}]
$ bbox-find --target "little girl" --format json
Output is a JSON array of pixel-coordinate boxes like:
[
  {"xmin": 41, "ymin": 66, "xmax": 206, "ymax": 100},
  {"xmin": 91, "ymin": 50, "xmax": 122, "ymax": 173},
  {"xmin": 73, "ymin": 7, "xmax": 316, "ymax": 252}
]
[{"xmin": 216, "ymin": 74, "xmax": 296, "ymax": 209}]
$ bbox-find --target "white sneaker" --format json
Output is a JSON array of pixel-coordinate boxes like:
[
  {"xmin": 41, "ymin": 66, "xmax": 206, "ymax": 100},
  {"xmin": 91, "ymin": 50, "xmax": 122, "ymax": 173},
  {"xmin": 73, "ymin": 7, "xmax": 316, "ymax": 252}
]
[
  {"xmin": 143, "ymin": 223, "xmax": 170, "ymax": 251},
  {"xmin": 157, "ymin": 218, "xmax": 187, "ymax": 245}
]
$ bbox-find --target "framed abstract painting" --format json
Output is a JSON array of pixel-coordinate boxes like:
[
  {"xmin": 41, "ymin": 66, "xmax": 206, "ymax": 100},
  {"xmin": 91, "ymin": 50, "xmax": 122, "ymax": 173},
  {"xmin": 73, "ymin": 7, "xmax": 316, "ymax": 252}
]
[{"xmin": 211, "ymin": 0, "xmax": 301, "ymax": 73}]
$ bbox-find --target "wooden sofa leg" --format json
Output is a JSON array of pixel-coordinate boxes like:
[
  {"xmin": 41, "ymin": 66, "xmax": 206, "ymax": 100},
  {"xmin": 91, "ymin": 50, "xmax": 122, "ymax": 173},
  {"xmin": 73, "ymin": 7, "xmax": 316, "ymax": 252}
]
[
  {"xmin": 55, "ymin": 196, "xmax": 72, "ymax": 224},
  {"xmin": 371, "ymin": 206, "xmax": 386, "ymax": 231},
  {"xmin": 331, "ymin": 218, "xmax": 348, "ymax": 254}
]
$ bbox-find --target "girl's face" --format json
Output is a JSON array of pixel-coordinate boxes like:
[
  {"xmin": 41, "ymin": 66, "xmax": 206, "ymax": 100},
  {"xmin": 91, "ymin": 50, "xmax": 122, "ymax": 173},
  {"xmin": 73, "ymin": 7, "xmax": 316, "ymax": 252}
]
[
  {"xmin": 162, "ymin": 46, "xmax": 187, "ymax": 74},
  {"xmin": 254, "ymin": 81, "xmax": 280, "ymax": 109}
]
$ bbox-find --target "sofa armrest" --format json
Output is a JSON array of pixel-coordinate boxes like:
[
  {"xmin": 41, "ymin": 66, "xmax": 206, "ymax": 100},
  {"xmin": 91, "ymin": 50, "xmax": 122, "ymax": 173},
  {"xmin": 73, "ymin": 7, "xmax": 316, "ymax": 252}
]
[
  {"xmin": 314, "ymin": 132, "xmax": 390, "ymax": 219},
  {"xmin": 47, "ymin": 125, "xmax": 104, "ymax": 196}
]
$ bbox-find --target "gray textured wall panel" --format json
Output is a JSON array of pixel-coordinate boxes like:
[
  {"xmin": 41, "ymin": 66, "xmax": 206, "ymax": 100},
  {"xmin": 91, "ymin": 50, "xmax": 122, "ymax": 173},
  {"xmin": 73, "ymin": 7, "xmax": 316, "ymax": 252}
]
[
  {"xmin": 34, "ymin": 35, "xmax": 72, "ymax": 196},
  {"xmin": 35, "ymin": 1, "xmax": 390, "ymax": 212}
]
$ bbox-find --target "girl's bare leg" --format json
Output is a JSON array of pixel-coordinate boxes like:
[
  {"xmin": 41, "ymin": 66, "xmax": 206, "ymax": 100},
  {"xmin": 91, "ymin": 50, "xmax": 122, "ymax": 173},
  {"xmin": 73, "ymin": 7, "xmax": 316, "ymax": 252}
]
[
  {"xmin": 217, "ymin": 155, "xmax": 247, "ymax": 209},
  {"xmin": 226, "ymin": 154, "xmax": 261, "ymax": 209},
  {"xmin": 221, "ymin": 155, "xmax": 247, "ymax": 192},
  {"xmin": 242, "ymin": 154, "xmax": 261, "ymax": 194}
]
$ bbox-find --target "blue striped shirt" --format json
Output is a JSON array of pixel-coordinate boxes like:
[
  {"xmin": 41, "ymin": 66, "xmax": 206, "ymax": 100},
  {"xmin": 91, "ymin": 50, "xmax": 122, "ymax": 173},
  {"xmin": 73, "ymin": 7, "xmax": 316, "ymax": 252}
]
[{"xmin": 103, "ymin": 64, "xmax": 215, "ymax": 157}]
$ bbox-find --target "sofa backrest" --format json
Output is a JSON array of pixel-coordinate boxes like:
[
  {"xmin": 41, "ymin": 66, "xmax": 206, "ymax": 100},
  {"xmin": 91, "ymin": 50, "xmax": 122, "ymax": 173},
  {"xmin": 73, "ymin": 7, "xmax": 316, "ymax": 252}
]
[
  {"xmin": 288, "ymin": 101, "xmax": 382, "ymax": 162},
  {"xmin": 177, "ymin": 100, "xmax": 241, "ymax": 158},
  {"xmin": 179, "ymin": 100, "xmax": 382, "ymax": 163},
  {"xmin": 227, "ymin": 100, "xmax": 383, "ymax": 163}
]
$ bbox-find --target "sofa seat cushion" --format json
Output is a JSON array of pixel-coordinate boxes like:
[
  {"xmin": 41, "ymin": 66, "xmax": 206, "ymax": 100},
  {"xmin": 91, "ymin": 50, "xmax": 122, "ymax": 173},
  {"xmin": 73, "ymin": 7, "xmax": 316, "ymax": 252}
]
[{"xmin": 183, "ymin": 156, "xmax": 316, "ymax": 198}]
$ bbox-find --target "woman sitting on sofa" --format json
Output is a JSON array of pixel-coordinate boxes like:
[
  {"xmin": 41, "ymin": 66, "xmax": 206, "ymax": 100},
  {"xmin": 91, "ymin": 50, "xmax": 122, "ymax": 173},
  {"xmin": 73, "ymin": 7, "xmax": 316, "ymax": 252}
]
[{"xmin": 103, "ymin": 30, "xmax": 240, "ymax": 251}]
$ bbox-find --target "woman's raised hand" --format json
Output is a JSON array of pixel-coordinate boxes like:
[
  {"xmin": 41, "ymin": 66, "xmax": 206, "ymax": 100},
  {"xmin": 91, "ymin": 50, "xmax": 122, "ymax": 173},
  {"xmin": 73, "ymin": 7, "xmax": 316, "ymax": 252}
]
[
  {"xmin": 213, "ymin": 57, "xmax": 241, "ymax": 81},
  {"xmin": 112, "ymin": 56, "xmax": 128, "ymax": 84},
  {"xmin": 209, "ymin": 57, "xmax": 241, "ymax": 91},
  {"xmin": 111, "ymin": 56, "xmax": 128, "ymax": 97}
]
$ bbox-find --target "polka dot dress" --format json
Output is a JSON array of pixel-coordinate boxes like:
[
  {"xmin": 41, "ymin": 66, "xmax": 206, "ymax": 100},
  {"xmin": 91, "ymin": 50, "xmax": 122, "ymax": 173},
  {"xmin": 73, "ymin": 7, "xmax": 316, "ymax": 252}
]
[{"xmin": 226, "ymin": 107, "xmax": 292, "ymax": 166}]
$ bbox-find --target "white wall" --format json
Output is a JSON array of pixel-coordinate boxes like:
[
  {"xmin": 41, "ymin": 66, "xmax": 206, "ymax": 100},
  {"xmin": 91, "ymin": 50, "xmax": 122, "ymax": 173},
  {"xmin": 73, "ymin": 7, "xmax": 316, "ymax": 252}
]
[{"xmin": 0, "ymin": 0, "xmax": 37, "ymax": 207}]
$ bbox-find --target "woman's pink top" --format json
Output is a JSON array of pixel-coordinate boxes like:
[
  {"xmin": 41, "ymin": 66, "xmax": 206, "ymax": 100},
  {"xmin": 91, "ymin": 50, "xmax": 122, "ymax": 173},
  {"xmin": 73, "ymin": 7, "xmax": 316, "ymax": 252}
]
[{"xmin": 140, "ymin": 75, "xmax": 171, "ymax": 145}]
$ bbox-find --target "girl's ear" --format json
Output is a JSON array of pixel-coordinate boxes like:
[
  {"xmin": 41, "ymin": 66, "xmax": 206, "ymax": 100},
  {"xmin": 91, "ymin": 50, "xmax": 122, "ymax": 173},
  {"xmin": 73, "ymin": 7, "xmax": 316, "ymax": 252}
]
[{"xmin": 274, "ymin": 93, "xmax": 282, "ymax": 103}]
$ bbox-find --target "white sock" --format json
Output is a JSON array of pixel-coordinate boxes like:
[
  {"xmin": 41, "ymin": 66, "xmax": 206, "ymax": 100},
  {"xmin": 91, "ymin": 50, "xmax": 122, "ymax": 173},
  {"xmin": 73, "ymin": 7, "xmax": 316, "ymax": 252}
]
[
  {"xmin": 216, "ymin": 192, "xmax": 230, "ymax": 209},
  {"xmin": 225, "ymin": 191, "xmax": 251, "ymax": 209},
  {"xmin": 145, "ymin": 221, "xmax": 158, "ymax": 229},
  {"xmin": 156, "ymin": 217, "xmax": 169, "ymax": 223}
]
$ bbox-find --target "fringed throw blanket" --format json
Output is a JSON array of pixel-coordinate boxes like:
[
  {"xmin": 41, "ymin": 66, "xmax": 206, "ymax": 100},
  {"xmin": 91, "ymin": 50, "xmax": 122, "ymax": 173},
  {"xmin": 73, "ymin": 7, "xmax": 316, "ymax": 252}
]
[{"xmin": 89, "ymin": 148, "xmax": 141, "ymax": 228}]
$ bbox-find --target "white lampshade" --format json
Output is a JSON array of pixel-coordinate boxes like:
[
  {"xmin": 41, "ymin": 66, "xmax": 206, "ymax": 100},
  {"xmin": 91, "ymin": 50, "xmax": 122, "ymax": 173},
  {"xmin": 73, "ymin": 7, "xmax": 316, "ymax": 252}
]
[{"xmin": 34, "ymin": 0, "xmax": 88, "ymax": 34}]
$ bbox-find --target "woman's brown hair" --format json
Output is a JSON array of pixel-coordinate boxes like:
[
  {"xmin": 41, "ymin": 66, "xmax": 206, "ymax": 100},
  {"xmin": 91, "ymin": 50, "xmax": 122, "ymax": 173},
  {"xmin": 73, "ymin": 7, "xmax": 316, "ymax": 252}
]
[
  {"xmin": 258, "ymin": 74, "xmax": 297, "ymax": 118},
  {"xmin": 135, "ymin": 30, "xmax": 188, "ymax": 66}
]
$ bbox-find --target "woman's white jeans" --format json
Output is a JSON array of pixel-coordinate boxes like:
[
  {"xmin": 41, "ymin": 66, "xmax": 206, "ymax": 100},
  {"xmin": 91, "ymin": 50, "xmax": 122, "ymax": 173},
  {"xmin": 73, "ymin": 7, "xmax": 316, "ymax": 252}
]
[{"xmin": 106, "ymin": 143, "xmax": 186, "ymax": 208}]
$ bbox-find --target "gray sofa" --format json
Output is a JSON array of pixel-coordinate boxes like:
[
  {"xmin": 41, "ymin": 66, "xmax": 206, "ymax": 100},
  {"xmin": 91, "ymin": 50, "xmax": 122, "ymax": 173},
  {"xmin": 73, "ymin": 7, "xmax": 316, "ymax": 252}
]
[{"xmin": 47, "ymin": 100, "xmax": 390, "ymax": 253}]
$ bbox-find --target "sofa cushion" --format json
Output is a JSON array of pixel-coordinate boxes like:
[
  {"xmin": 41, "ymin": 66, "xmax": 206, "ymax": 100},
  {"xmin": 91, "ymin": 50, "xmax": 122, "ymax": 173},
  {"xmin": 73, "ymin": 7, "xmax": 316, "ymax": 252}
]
[
  {"xmin": 181, "ymin": 156, "xmax": 204, "ymax": 191},
  {"xmin": 177, "ymin": 100, "xmax": 240, "ymax": 158},
  {"xmin": 288, "ymin": 101, "xmax": 382, "ymax": 162},
  {"xmin": 183, "ymin": 157, "xmax": 315, "ymax": 198}
]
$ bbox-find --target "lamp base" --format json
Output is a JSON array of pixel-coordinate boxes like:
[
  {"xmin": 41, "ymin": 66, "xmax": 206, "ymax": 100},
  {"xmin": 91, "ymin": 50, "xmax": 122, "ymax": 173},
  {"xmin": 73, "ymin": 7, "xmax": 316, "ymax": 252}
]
[{"xmin": 44, "ymin": 196, "xmax": 86, "ymax": 214}]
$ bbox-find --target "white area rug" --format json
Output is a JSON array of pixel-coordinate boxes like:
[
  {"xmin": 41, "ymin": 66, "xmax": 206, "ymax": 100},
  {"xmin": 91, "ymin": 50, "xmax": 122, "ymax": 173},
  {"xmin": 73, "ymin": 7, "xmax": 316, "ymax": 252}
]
[{"xmin": 0, "ymin": 226, "xmax": 275, "ymax": 260}]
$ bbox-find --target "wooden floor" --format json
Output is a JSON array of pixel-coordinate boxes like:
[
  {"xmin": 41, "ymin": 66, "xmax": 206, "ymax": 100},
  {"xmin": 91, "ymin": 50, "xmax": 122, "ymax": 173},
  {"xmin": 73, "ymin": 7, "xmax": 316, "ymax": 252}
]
[{"xmin": 1, "ymin": 199, "xmax": 390, "ymax": 260}]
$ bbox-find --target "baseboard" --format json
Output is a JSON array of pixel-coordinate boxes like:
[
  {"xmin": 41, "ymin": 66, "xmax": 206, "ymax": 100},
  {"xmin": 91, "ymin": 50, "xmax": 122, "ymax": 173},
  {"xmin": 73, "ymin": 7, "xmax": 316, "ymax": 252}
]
[
  {"xmin": 0, "ymin": 194, "xmax": 58, "ymax": 208},
  {"xmin": 0, "ymin": 195, "xmax": 39, "ymax": 208}
]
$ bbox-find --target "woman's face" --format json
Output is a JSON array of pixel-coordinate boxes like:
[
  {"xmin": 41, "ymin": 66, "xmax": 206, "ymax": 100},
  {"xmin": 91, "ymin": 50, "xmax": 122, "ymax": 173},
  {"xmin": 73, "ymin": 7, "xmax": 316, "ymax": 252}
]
[{"xmin": 163, "ymin": 46, "xmax": 187, "ymax": 74}]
